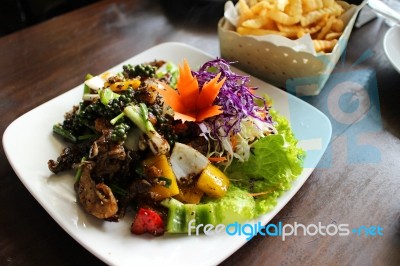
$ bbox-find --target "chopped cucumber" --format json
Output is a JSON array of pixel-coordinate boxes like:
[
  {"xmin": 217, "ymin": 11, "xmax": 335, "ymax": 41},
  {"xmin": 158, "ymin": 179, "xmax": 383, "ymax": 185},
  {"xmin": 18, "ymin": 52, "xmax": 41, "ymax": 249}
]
[{"xmin": 161, "ymin": 198, "xmax": 217, "ymax": 234}]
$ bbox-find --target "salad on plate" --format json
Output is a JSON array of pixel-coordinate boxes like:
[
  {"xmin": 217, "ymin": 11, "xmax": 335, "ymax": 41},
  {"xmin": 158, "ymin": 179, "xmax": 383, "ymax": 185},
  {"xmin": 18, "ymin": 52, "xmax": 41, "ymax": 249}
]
[{"xmin": 48, "ymin": 58, "xmax": 305, "ymax": 236}]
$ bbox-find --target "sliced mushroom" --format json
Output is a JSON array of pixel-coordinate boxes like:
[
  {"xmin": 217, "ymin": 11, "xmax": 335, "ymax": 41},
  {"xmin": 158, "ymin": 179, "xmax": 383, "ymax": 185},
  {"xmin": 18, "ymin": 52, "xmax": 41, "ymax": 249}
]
[{"xmin": 75, "ymin": 164, "xmax": 118, "ymax": 219}]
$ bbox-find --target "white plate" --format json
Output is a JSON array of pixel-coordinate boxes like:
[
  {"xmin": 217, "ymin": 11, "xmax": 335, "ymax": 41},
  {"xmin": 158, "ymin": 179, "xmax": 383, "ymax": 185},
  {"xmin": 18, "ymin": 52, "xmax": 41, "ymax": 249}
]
[
  {"xmin": 3, "ymin": 42, "xmax": 332, "ymax": 266},
  {"xmin": 384, "ymin": 25, "xmax": 400, "ymax": 73}
]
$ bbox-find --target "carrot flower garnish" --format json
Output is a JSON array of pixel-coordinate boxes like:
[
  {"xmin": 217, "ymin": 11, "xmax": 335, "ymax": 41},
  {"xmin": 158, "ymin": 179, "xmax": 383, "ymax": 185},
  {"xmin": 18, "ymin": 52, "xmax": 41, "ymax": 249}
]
[{"xmin": 157, "ymin": 60, "xmax": 226, "ymax": 123}]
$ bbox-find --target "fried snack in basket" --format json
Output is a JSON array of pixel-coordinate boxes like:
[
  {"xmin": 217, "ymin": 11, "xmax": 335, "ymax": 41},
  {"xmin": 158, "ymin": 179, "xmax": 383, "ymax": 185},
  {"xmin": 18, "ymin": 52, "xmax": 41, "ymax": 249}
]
[{"xmin": 236, "ymin": 0, "xmax": 347, "ymax": 53}]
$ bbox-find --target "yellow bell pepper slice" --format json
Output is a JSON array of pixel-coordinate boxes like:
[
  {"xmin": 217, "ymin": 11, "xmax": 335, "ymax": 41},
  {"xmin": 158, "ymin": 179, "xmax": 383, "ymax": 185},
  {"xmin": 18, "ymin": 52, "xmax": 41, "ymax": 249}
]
[
  {"xmin": 109, "ymin": 79, "xmax": 140, "ymax": 92},
  {"xmin": 174, "ymin": 184, "xmax": 204, "ymax": 204},
  {"xmin": 143, "ymin": 154, "xmax": 179, "ymax": 201},
  {"xmin": 196, "ymin": 164, "xmax": 229, "ymax": 198}
]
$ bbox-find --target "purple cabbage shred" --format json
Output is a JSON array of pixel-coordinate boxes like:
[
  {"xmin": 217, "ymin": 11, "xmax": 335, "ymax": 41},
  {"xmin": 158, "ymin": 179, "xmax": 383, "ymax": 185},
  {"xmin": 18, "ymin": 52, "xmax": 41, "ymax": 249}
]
[{"xmin": 192, "ymin": 58, "xmax": 273, "ymax": 140}]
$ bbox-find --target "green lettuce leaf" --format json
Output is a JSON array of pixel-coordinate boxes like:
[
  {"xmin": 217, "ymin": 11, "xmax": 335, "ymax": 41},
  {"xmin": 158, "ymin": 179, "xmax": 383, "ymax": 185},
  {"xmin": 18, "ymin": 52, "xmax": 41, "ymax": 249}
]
[{"xmin": 226, "ymin": 109, "xmax": 305, "ymax": 216}]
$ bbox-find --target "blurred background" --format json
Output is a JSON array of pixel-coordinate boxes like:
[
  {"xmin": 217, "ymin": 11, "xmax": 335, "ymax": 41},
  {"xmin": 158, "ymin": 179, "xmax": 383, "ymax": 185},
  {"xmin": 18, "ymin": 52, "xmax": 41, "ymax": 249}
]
[
  {"xmin": 0, "ymin": 0, "xmax": 100, "ymax": 36},
  {"xmin": 2, "ymin": 0, "xmax": 397, "ymax": 38},
  {"xmin": 0, "ymin": 0, "xmax": 233, "ymax": 37}
]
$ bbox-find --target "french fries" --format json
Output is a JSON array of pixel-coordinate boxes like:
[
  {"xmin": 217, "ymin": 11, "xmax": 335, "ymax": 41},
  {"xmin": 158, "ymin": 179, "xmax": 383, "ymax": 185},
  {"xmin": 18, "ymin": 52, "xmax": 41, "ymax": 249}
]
[{"xmin": 235, "ymin": 0, "xmax": 347, "ymax": 53}]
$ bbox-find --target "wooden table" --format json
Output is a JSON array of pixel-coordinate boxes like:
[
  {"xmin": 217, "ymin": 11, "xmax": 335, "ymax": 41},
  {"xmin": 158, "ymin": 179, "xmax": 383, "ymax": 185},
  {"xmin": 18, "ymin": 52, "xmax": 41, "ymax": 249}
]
[{"xmin": 1, "ymin": 0, "xmax": 399, "ymax": 265}]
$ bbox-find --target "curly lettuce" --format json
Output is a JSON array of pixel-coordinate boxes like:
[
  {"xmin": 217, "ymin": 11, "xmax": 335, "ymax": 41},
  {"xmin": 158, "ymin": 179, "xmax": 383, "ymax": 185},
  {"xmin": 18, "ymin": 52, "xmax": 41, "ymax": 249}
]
[{"xmin": 225, "ymin": 109, "xmax": 305, "ymax": 217}]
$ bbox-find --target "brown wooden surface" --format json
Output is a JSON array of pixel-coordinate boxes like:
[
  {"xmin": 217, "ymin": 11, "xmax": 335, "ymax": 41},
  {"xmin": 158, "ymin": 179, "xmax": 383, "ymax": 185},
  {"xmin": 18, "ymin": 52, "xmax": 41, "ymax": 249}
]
[{"xmin": 0, "ymin": 0, "xmax": 399, "ymax": 265}]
